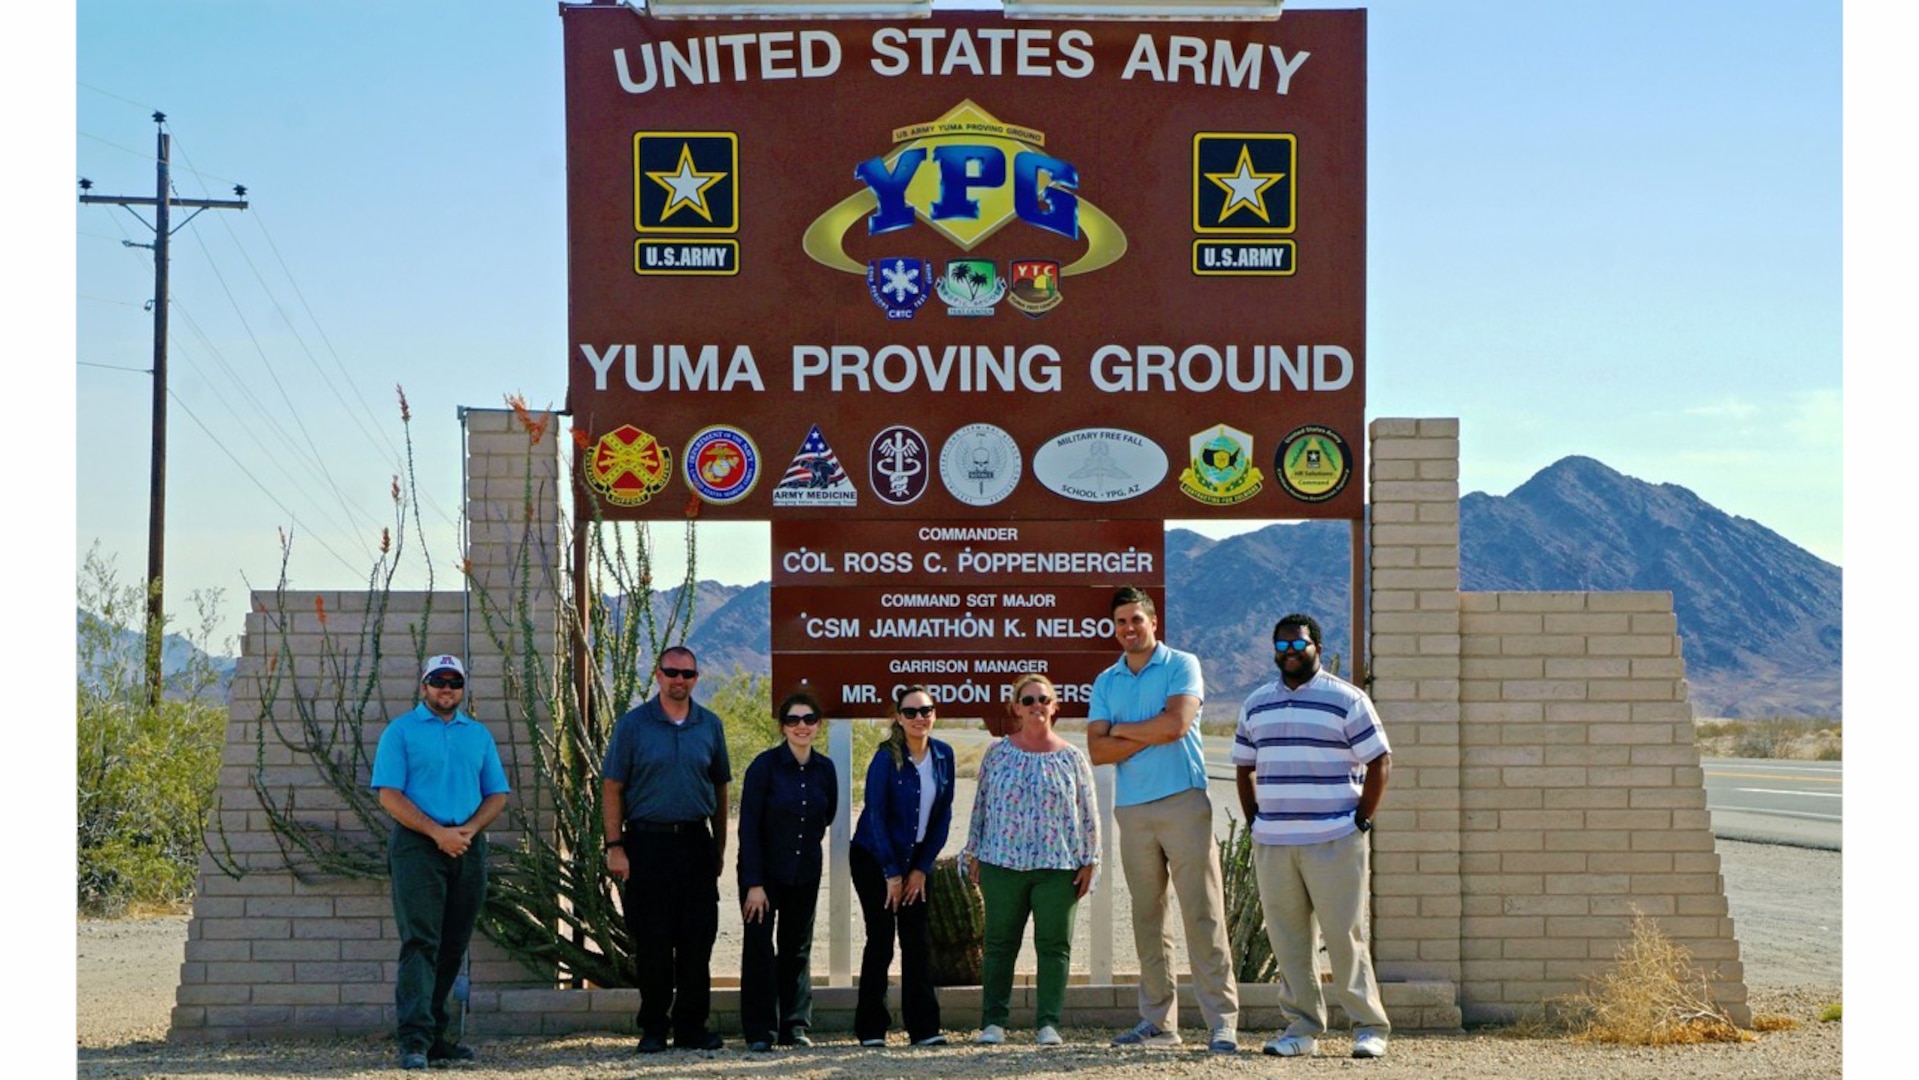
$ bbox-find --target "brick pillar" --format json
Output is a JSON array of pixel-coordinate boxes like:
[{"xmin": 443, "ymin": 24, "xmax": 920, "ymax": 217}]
[
  {"xmin": 458, "ymin": 406, "xmax": 564, "ymax": 991},
  {"xmin": 1366, "ymin": 418, "xmax": 1463, "ymax": 989}
]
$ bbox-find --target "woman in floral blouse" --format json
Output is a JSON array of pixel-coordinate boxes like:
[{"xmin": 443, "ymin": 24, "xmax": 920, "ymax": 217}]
[{"xmin": 962, "ymin": 672, "xmax": 1099, "ymax": 1047}]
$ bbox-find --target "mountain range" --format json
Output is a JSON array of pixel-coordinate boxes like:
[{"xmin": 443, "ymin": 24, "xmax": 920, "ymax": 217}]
[{"xmin": 674, "ymin": 456, "xmax": 1842, "ymax": 719}]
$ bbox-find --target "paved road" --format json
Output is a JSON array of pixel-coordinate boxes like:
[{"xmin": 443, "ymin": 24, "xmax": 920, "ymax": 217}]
[
  {"xmin": 944, "ymin": 728, "xmax": 1842, "ymax": 850},
  {"xmin": 1702, "ymin": 757, "xmax": 1841, "ymax": 850}
]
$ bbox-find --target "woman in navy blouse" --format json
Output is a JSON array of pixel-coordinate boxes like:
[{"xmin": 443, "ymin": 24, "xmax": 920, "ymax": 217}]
[
  {"xmin": 849, "ymin": 684, "xmax": 956, "ymax": 1048},
  {"xmin": 736, "ymin": 690, "xmax": 838, "ymax": 1052}
]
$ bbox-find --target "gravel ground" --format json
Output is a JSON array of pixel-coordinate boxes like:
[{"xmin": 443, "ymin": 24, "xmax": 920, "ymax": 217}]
[{"xmin": 76, "ymin": 838, "xmax": 1843, "ymax": 1078}]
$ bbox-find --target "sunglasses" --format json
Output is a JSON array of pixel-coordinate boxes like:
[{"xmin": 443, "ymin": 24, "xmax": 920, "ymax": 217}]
[
  {"xmin": 658, "ymin": 666, "xmax": 699, "ymax": 679},
  {"xmin": 1019, "ymin": 694, "xmax": 1054, "ymax": 707},
  {"xmin": 898, "ymin": 705, "xmax": 936, "ymax": 719},
  {"xmin": 781, "ymin": 712, "xmax": 821, "ymax": 727},
  {"xmin": 1274, "ymin": 639, "xmax": 1313, "ymax": 653},
  {"xmin": 424, "ymin": 675, "xmax": 465, "ymax": 689}
]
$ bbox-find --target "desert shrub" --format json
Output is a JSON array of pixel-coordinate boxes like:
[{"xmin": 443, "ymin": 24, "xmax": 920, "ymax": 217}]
[
  {"xmin": 76, "ymin": 547, "xmax": 227, "ymax": 915},
  {"xmin": 1819, "ymin": 1002, "xmax": 1841, "ymax": 1022},
  {"xmin": 1751, "ymin": 1013, "xmax": 1799, "ymax": 1032},
  {"xmin": 1561, "ymin": 911, "xmax": 1750, "ymax": 1045},
  {"xmin": 1219, "ymin": 813, "xmax": 1277, "ymax": 983},
  {"xmin": 711, "ymin": 667, "xmax": 775, "ymax": 807}
]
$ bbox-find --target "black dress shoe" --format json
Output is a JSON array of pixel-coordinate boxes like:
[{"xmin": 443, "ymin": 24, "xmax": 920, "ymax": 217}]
[
  {"xmin": 676, "ymin": 1031, "xmax": 724, "ymax": 1051},
  {"xmin": 748, "ymin": 1040, "xmax": 773, "ymax": 1052},
  {"xmin": 779, "ymin": 1033, "xmax": 813, "ymax": 1048},
  {"xmin": 637, "ymin": 1034, "xmax": 669, "ymax": 1054},
  {"xmin": 427, "ymin": 1041, "xmax": 477, "ymax": 1063}
]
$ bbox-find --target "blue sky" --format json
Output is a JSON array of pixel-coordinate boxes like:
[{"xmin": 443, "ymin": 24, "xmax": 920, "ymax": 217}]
[{"xmin": 64, "ymin": 0, "xmax": 1841, "ymax": 650}]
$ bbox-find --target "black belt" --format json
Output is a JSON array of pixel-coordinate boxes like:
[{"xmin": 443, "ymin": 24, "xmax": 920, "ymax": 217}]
[{"xmin": 625, "ymin": 820, "xmax": 706, "ymax": 835}]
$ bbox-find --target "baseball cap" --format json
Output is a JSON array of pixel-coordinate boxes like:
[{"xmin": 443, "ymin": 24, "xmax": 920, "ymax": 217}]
[{"xmin": 422, "ymin": 654, "xmax": 467, "ymax": 681}]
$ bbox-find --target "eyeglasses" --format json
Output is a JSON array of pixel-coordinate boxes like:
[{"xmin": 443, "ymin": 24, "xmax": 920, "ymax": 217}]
[
  {"xmin": 898, "ymin": 705, "xmax": 936, "ymax": 719},
  {"xmin": 659, "ymin": 666, "xmax": 699, "ymax": 679},
  {"xmin": 424, "ymin": 675, "xmax": 465, "ymax": 689},
  {"xmin": 1274, "ymin": 639, "xmax": 1313, "ymax": 653},
  {"xmin": 781, "ymin": 712, "xmax": 820, "ymax": 727},
  {"xmin": 1019, "ymin": 694, "xmax": 1054, "ymax": 707}
]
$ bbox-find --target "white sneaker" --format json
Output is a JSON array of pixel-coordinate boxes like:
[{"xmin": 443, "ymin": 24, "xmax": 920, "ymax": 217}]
[
  {"xmin": 1263, "ymin": 1034, "xmax": 1318, "ymax": 1057},
  {"xmin": 976, "ymin": 1025, "xmax": 1005, "ymax": 1045},
  {"xmin": 1111, "ymin": 1020, "xmax": 1181, "ymax": 1047},
  {"xmin": 1351, "ymin": 1032, "xmax": 1388, "ymax": 1058},
  {"xmin": 1036, "ymin": 1025, "xmax": 1063, "ymax": 1046},
  {"xmin": 1208, "ymin": 1025, "xmax": 1238, "ymax": 1053}
]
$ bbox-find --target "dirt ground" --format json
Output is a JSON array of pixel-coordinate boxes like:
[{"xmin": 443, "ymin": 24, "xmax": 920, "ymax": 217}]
[{"xmin": 76, "ymin": 838, "xmax": 1842, "ymax": 1078}]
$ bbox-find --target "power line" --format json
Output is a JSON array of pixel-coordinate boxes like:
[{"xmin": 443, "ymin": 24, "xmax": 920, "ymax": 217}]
[{"xmin": 166, "ymin": 388, "xmax": 372, "ymax": 578}]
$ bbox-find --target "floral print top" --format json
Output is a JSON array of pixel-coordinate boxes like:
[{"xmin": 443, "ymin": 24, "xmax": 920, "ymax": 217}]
[{"xmin": 963, "ymin": 738, "xmax": 1100, "ymax": 875}]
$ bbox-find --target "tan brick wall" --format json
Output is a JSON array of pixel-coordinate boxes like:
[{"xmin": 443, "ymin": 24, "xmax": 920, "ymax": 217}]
[
  {"xmin": 170, "ymin": 410, "xmax": 561, "ymax": 1041},
  {"xmin": 1369, "ymin": 418, "xmax": 1747, "ymax": 1027}
]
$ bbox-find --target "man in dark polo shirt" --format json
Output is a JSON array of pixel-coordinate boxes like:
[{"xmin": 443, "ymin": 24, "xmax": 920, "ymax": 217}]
[{"xmin": 601, "ymin": 646, "xmax": 733, "ymax": 1053}]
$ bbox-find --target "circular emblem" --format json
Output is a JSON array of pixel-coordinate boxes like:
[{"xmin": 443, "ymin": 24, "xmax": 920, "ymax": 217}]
[
  {"xmin": 1031, "ymin": 428, "xmax": 1167, "ymax": 503},
  {"xmin": 940, "ymin": 423, "xmax": 1022, "ymax": 506},
  {"xmin": 869, "ymin": 425, "xmax": 931, "ymax": 506},
  {"xmin": 683, "ymin": 425, "xmax": 760, "ymax": 505},
  {"xmin": 1274, "ymin": 424, "xmax": 1353, "ymax": 503},
  {"xmin": 585, "ymin": 425, "xmax": 673, "ymax": 508}
]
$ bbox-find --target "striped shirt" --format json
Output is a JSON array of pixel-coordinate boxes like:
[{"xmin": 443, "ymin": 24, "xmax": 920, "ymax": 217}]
[{"xmin": 1231, "ymin": 669, "xmax": 1390, "ymax": 846}]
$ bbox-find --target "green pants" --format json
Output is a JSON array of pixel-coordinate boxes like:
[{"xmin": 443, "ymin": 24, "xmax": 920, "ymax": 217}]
[{"xmin": 977, "ymin": 862, "xmax": 1081, "ymax": 1030}]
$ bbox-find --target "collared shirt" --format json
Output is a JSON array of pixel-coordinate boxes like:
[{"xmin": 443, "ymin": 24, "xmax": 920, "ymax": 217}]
[
  {"xmin": 601, "ymin": 694, "xmax": 732, "ymax": 824},
  {"xmin": 369, "ymin": 703, "xmax": 510, "ymax": 826},
  {"xmin": 1231, "ymin": 668, "xmax": 1391, "ymax": 846},
  {"xmin": 1088, "ymin": 642, "xmax": 1209, "ymax": 808},
  {"xmin": 736, "ymin": 743, "xmax": 838, "ymax": 889}
]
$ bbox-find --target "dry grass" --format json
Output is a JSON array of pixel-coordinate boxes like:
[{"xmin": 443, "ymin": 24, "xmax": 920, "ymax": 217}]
[
  {"xmin": 1751, "ymin": 1014, "xmax": 1801, "ymax": 1032},
  {"xmin": 1560, "ymin": 912, "xmax": 1753, "ymax": 1046}
]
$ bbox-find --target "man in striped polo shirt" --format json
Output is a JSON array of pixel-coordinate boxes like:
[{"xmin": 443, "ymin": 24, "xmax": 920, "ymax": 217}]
[{"xmin": 1232, "ymin": 613, "xmax": 1392, "ymax": 1060}]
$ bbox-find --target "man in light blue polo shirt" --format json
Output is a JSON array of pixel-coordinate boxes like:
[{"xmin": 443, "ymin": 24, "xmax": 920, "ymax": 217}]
[
  {"xmin": 370, "ymin": 654, "xmax": 510, "ymax": 1071},
  {"xmin": 1085, "ymin": 586, "xmax": 1239, "ymax": 1053}
]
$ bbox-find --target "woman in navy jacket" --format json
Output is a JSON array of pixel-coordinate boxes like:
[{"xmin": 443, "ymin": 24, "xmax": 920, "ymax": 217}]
[
  {"xmin": 849, "ymin": 684, "xmax": 956, "ymax": 1047},
  {"xmin": 736, "ymin": 690, "xmax": 837, "ymax": 1051}
]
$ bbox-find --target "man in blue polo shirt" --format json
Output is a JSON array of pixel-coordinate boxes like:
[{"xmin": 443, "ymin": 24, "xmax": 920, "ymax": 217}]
[
  {"xmin": 601, "ymin": 646, "xmax": 733, "ymax": 1054},
  {"xmin": 1233, "ymin": 612, "xmax": 1392, "ymax": 1059},
  {"xmin": 1085, "ymin": 586, "xmax": 1239, "ymax": 1053},
  {"xmin": 370, "ymin": 654, "xmax": 511, "ymax": 1071}
]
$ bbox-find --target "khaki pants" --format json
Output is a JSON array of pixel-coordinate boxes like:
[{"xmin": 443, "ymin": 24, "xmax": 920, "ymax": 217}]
[
  {"xmin": 1253, "ymin": 830, "xmax": 1390, "ymax": 1038},
  {"xmin": 1115, "ymin": 787, "xmax": 1239, "ymax": 1032}
]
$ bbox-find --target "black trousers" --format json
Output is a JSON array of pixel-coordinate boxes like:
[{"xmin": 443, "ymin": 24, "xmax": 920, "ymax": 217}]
[
  {"xmin": 389, "ymin": 827, "xmax": 487, "ymax": 1054},
  {"xmin": 620, "ymin": 827, "xmax": 720, "ymax": 1043},
  {"xmin": 850, "ymin": 843, "xmax": 940, "ymax": 1042},
  {"xmin": 738, "ymin": 878, "xmax": 821, "ymax": 1044}
]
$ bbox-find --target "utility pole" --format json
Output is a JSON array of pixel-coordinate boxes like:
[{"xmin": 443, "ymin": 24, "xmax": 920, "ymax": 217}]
[{"xmin": 80, "ymin": 112, "xmax": 247, "ymax": 709}]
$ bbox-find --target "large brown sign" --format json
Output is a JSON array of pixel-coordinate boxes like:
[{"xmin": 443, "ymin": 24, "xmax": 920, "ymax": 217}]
[{"xmin": 562, "ymin": 6, "xmax": 1367, "ymax": 523}]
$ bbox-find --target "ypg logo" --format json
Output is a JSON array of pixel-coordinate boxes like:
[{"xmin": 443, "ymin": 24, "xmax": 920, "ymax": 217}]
[{"xmin": 804, "ymin": 101, "xmax": 1127, "ymax": 279}]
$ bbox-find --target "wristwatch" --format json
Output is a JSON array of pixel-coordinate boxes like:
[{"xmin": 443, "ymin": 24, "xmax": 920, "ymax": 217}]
[
  {"xmin": 604, "ymin": 838, "xmax": 624, "ymax": 852},
  {"xmin": 1353, "ymin": 812, "xmax": 1373, "ymax": 833}
]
